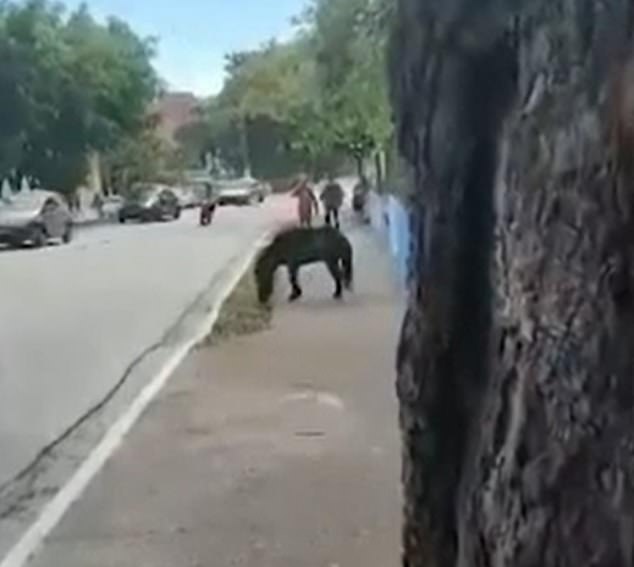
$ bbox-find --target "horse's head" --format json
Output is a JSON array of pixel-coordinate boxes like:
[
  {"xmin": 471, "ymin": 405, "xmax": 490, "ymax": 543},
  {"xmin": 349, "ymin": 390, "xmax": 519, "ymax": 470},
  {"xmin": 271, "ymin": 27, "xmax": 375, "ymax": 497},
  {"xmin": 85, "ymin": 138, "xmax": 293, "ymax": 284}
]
[{"xmin": 254, "ymin": 247, "xmax": 275, "ymax": 304}]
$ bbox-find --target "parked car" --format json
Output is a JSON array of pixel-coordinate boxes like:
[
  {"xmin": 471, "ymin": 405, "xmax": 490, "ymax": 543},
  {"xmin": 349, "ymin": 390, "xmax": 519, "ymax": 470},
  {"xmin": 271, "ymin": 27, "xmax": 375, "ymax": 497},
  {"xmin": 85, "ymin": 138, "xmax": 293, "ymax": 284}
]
[
  {"xmin": 257, "ymin": 180, "xmax": 273, "ymax": 200},
  {"xmin": 0, "ymin": 190, "xmax": 73, "ymax": 248},
  {"xmin": 118, "ymin": 184, "xmax": 181, "ymax": 223},
  {"xmin": 173, "ymin": 186, "xmax": 199, "ymax": 209},
  {"xmin": 189, "ymin": 182, "xmax": 214, "ymax": 208},
  {"xmin": 216, "ymin": 177, "xmax": 268, "ymax": 206}
]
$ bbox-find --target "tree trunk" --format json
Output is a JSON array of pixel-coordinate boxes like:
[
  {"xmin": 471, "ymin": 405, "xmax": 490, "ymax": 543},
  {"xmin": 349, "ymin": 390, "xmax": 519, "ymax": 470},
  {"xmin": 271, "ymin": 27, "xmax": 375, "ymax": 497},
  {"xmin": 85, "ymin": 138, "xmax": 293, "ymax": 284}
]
[
  {"xmin": 354, "ymin": 153, "xmax": 364, "ymax": 179},
  {"xmin": 374, "ymin": 151, "xmax": 384, "ymax": 193},
  {"xmin": 240, "ymin": 115, "xmax": 252, "ymax": 178},
  {"xmin": 390, "ymin": 1, "xmax": 634, "ymax": 566}
]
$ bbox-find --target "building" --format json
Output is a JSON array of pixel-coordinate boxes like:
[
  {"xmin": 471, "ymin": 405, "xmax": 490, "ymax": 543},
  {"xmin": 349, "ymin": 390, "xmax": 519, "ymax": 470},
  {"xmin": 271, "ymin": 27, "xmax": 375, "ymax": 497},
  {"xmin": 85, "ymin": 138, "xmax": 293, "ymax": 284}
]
[{"xmin": 152, "ymin": 92, "xmax": 202, "ymax": 146}]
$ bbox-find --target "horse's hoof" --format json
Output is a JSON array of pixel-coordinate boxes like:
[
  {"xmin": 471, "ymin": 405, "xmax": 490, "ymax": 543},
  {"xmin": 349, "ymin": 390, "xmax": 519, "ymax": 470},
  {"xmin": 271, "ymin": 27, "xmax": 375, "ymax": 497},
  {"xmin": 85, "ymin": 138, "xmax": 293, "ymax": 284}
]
[
  {"xmin": 333, "ymin": 293, "xmax": 343, "ymax": 301},
  {"xmin": 289, "ymin": 292, "xmax": 302, "ymax": 302}
]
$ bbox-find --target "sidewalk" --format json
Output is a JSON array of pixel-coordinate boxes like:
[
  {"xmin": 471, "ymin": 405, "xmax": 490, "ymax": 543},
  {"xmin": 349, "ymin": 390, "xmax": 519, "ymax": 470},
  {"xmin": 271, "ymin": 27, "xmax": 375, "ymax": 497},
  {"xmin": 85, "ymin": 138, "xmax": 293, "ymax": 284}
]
[
  {"xmin": 31, "ymin": 225, "xmax": 403, "ymax": 567},
  {"xmin": 71, "ymin": 208, "xmax": 107, "ymax": 227}
]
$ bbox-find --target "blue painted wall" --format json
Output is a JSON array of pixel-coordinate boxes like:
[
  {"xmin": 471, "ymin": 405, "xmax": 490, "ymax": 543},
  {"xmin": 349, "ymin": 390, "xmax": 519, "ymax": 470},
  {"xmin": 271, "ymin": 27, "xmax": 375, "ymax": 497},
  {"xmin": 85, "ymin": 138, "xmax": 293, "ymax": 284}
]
[{"xmin": 368, "ymin": 191, "xmax": 410, "ymax": 287}]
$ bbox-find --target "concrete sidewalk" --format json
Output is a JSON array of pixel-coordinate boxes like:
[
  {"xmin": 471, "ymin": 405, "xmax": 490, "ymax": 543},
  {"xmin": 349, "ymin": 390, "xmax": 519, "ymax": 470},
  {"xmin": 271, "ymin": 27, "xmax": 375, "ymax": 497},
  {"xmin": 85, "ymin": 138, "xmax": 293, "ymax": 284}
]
[
  {"xmin": 30, "ymin": 226, "xmax": 403, "ymax": 567},
  {"xmin": 71, "ymin": 208, "xmax": 101, "ymax": 225}
]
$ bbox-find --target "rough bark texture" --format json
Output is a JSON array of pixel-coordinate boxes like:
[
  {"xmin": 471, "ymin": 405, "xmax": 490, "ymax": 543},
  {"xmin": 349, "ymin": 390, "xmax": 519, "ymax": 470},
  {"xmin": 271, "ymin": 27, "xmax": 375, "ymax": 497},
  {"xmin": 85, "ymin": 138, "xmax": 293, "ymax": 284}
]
[{"xmin": 391, "ymin": 1, "xmax": 634, "ymax": 566}]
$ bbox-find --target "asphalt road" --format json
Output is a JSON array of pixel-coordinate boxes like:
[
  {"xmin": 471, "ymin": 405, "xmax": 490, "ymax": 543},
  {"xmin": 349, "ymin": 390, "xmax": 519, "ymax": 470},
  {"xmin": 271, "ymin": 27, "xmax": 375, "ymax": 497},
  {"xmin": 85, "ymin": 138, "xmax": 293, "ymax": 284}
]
[
  {"xmin": 0, "ymin": 198, "xmax": 289, "ymax": 488},
  {"xmin": 28, "ymin": 225, "xmax": 401, "ymax": 567}
]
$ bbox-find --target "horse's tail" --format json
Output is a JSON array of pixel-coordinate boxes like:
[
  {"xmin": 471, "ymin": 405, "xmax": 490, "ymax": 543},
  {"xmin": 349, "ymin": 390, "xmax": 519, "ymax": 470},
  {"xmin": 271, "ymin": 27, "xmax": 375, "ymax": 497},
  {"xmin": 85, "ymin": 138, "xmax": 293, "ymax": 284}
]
[{"xmin": 341, "ymin": 239, "xmax": 353, "ymax": 290}]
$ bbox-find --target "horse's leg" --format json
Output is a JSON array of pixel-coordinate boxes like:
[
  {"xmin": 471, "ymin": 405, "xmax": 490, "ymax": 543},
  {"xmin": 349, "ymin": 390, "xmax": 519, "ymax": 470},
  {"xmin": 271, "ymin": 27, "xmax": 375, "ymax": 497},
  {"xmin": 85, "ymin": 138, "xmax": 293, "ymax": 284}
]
[
  {"xmin": 288, "ymin": 264, "xmax": 302, "ymax": 302},
  {"xmin": 326, "ymin": 259, "xmax": 343, "ymax": 300}
]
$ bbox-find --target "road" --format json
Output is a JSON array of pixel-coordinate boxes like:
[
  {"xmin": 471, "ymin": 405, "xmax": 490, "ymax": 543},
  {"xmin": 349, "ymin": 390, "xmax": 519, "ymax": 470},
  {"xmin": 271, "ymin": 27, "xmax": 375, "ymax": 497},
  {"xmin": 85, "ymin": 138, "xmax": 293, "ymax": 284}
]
[
  {"xmin": 27, "ymin": 225, "xmax": 402, "ymax": 567},
  {"xmin": 0, "ymin": 198, "xmax": 289, "ymax": 488}
]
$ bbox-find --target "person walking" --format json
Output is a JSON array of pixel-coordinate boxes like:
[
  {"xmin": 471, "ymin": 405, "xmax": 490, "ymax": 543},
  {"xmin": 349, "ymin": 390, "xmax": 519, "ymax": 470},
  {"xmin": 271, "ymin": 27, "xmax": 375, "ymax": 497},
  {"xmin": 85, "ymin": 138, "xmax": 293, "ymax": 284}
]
[
  {"xmin": 320, "ymin": 175, "xmax": 345, "ymax": 230},
  {"xmin": 92, "ymin": 193, "xmax": 104, "ymax": 219},
  {"xmin": 291, "ymin": 175, "xmax": 319, "ymax": 228}
]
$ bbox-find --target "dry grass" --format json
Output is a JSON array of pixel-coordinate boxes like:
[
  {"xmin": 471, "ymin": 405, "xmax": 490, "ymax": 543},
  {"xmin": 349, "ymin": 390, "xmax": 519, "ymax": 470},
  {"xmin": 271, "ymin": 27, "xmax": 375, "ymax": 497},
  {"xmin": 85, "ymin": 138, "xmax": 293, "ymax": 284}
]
[{"xmin": 202, "ymin": 265, "xmax": 272, "ymax": 347}]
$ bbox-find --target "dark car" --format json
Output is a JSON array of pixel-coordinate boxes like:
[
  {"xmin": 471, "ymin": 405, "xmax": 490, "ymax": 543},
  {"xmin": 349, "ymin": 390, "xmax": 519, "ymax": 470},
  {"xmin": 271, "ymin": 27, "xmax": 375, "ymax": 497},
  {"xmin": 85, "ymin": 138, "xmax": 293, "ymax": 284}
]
[
  {"xmin": 119, "ymin": 184, "xmax": 181, "ymax": 223},
  {"xmin": 0, "ymin": 190, "xmax": 73, "ymax": 248}
]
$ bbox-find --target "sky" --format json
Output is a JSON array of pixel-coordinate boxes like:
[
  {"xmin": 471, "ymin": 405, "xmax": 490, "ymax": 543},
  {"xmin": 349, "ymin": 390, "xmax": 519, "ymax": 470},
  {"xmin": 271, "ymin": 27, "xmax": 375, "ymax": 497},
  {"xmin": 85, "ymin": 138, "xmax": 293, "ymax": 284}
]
[{"xmin": 63, "ymin": 0, "xmax": 309, "ymax": 97}]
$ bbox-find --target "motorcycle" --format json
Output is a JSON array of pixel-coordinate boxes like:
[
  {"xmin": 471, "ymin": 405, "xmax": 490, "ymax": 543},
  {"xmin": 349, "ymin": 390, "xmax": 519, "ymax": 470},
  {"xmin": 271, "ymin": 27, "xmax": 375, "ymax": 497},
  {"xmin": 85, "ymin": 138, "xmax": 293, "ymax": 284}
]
[
  {"xmin": 352, "ymin": 181, "xmax": 371, "ymax": 224},
  {"xmin": 199, "ymin": 202, "xmax": 216, "ymax": 226},
  {"xmin": 352, "ymin": 183, "xmax": 368, "ymax": 212}
]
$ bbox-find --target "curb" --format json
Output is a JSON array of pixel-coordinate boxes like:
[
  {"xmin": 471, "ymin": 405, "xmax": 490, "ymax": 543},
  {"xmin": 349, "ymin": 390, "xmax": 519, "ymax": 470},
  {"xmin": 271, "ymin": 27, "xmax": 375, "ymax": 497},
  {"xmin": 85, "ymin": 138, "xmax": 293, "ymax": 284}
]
[
  {"xmin": 73, "ymin": 218, "xmax": 113, "ymax": 229},
  {"xmin": 0, "ymin": 231, "xmax": 271, "ymax": 567}
]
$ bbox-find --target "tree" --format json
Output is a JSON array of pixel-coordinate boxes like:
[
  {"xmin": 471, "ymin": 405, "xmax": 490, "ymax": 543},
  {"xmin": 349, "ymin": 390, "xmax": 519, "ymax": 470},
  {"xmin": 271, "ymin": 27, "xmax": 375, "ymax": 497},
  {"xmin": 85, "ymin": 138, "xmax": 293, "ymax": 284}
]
[
  {"xmin": 202, "ymin": 41, "xmax": 319, "ymax": 178},
  {"xmin": 221, "ymin": 41, "xmax": 319, "ymax": 175},
  {"xmin": 64, "ymin": 7, "xmax": 158, "ymax": 140},
  {"xmin": 103, "ymin": 129, "xmax": 174, "ymax": 192},
  {"xmin": 0, "ymin": 0, "xmax": 159, "ymax": 193},
  {"xmin": 0, "ymin": 3, "xmax": 36, "ymax": 174},
  {"xmin": 307, "ymin": 0, "xmax": 392, "ymax": 177},
  {"xmin": 203, "ymin": 97, "xmax": 247, "ymax": 176},
  {"xmin": 391, "ymin": 0, "xmax": 634, "ymax": 566},
  {"xmin": 174, "ymin": 121, "xmax": 214, "ymax": 169},
  {"xmin": 199, "ymin": 0, "xmax": 394, "ymax": 181}
]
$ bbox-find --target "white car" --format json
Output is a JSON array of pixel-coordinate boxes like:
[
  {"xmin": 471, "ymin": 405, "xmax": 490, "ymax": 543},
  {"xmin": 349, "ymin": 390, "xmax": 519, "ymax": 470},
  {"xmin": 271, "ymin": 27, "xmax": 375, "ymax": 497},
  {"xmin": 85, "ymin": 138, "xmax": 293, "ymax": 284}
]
[
  {"xmin": 173, "ymin": 186, "xmax": 199, "ymax": 209},
  {"xmin": 0, "ymin": 190, "xmax": 73, "ymax": 248},
  {"xmin": 102, "ymin": 195, "xmax": 124, "ymax": 220},
  {"xmin": 216, "ymin": 177, "xmax": 269, "ymax": 206}
]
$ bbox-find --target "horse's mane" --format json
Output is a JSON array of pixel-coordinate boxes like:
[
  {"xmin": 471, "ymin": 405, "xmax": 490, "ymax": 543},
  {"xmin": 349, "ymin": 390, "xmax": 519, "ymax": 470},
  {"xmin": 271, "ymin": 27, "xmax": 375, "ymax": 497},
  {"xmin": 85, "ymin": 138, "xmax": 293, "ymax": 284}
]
[{"xmin": 256, "ymin": 226, "xmax": 300, "ymax": 264}]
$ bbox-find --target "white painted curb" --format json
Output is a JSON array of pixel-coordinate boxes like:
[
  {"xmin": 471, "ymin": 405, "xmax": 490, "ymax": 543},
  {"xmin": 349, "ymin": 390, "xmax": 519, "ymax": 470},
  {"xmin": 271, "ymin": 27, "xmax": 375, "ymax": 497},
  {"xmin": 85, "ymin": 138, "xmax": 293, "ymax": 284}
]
[{"xmin": 0, "ymin": 233, "xmax": 270, "ymax": 567}]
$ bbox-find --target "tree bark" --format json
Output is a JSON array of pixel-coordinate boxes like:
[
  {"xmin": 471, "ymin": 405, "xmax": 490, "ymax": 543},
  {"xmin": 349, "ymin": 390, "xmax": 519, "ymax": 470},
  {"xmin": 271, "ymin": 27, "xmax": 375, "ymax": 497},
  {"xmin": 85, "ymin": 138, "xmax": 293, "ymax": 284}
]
[
  {"xmin": 240, "ymin": 114, "xmax": 252, "ymax": 178},
  {"xmin": 354, "ymin": 154, "xmax": 364, "ymax": 179},
  {"xmin": 391, "ymin": 1, "xmax": 634, "ymax": 566},
  {"xmin": 374, "ymin": 151, "xmax": 384, "ymax": 192}
]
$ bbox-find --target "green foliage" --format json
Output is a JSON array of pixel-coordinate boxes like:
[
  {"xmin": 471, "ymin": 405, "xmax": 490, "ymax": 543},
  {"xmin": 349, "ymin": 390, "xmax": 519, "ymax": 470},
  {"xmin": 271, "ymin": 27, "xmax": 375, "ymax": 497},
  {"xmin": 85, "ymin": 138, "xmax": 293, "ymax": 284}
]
[
  {"xmin": 226, "ymin": 40, "xmax": 317, "ymax": 123},
  {"xmin": 203, "ymin": 0, "xmax": 393, "ymax": 180},
  {"xmin": 103, "ymin": 129, "xmax": 177, "ymax": 192},
  {"xmin": 204, "ymin": 97, "xmax": 247, "ymax": 175},
  {"xmin": 0, "ymin": 0, "xmax": 159, "ymax": 193},
  {"xmin": 174, "ymin": 121, "xmax": 213, "ymax": 168},
  {"xmin": 309, "ymin": 0, "xmax": 392, "ymax": 164},
  {"xmin": 246, "ymin": 115, "xmax": 306, "ymax": 180}
]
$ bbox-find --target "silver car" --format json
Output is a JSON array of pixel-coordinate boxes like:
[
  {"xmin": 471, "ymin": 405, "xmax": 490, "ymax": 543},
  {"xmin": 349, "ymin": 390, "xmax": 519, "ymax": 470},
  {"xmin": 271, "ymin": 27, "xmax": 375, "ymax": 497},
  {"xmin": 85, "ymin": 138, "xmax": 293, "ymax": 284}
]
[
  {"xmin": 102, "ymin": 195, "xmax": 124, "ymax": 220},
  {"xmin": 216, "ymin": 177, "xmax": 268, "ymax": 206},
  {"xmin": 0, "ymin": 190, "xmax": 73, "ymax": 248},
  {"xmin": 173, "ymin": 186, "xmax": 200, "ymax": 209}
]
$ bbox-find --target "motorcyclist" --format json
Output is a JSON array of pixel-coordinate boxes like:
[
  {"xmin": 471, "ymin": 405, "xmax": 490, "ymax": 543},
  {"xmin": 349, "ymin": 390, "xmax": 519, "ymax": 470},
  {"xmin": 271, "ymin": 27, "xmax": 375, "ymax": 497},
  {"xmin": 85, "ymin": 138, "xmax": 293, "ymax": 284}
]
[
  {"xmin": 352, "ymin": 176, "xmax": 370, "ymax": 214},
  {"xmin": 200, "ymin": 182, "xmax": 217, "ymax": 226}
]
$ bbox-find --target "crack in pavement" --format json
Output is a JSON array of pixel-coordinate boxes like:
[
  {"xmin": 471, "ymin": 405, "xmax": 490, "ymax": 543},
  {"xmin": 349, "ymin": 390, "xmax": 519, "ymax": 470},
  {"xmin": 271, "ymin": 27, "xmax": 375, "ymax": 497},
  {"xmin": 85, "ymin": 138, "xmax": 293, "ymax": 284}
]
[{"xmin": 0, "ymin": 243, "xmax": 251, "ymax": 518}]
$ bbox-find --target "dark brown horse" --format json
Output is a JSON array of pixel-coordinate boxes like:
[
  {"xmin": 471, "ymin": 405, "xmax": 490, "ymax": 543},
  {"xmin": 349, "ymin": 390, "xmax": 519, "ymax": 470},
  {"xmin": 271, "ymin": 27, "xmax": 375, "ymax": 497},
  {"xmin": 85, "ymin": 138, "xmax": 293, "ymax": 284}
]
[{"xmin": 254, "ymin": 226, "xmax": 353, "ymax": 304}]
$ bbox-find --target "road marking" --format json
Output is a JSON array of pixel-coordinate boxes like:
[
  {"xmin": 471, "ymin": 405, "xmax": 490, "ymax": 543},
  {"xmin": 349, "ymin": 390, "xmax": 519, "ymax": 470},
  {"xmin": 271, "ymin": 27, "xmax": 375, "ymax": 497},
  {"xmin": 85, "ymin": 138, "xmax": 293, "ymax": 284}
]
[{"xmin": 0, "ymin": 232, "xmax": 270, "ymax": 567}]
